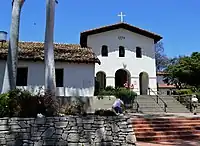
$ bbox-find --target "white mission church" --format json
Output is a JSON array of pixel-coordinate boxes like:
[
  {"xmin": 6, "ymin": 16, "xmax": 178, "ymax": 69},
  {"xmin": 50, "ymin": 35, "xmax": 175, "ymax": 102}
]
[{"xmin": 0, "ymin": 14, "xmax": 162, "ymax": 96}]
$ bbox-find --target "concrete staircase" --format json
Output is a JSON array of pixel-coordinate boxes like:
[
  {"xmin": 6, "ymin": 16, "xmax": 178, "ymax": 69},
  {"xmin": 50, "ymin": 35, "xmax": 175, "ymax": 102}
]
[
  {"xmin": 133, "ymin": 117, "xmax": 200, "ymax": 142},
  {"xmin": 158, "ymin": 95, "xmax": 191, "ymax": 113},
  {"xmin": 136, "ymin": 95, "xmax": 191, "ymax": 113},
  {"xmin": 196, "ymin": 107, "xmax": 200, "ymax": 113},
  {"xmin": 136, "ymin": 95, "xmax": 164, "ymax": 113}
]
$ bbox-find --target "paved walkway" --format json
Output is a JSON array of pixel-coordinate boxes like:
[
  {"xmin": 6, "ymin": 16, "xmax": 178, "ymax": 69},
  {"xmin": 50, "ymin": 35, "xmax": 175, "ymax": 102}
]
[{"xmin": 137, "ymin": 140, "xmax": 200, "ymax": 146}]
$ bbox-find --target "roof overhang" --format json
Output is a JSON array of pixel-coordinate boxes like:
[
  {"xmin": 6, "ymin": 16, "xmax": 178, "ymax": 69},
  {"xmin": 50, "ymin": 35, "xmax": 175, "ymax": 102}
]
[
  {"xmin": 80, "ymin": 22, "xmax": 162, "ymax": 47},
  {"xmin": 0, "ymin": 42, "xmax": 101, "ymax": 65}
]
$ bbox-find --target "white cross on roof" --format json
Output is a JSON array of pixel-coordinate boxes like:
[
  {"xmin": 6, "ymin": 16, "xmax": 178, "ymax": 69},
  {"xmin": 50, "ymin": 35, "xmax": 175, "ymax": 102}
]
[{"xmin": 118, "ymin": 12, "xmax": 126, "ymax": 22}]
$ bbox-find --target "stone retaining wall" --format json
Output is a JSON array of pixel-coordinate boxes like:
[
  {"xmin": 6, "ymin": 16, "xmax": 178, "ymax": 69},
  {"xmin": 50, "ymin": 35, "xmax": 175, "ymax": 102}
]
[{"xmin": 0, "ymin": 115, "xmax": 136, "ymax": 146}]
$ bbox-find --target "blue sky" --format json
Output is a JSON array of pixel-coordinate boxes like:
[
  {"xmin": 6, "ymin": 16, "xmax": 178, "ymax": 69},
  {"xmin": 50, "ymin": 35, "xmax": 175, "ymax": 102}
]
[{"xmin": 0, "ymin": 0, "xmax": 200, "ymax": 57}]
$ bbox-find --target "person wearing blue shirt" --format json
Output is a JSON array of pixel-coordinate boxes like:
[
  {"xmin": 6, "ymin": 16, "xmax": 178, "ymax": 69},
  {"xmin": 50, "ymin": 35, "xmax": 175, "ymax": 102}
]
[{"xmin": 112, "ymin": 98, "xmax": 124, "ymax": 115}]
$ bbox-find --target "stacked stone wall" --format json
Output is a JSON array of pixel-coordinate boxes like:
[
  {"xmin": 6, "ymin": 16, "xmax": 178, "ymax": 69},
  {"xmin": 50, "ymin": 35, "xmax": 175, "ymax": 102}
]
[{"xmin": 0, "ymin": 115, "xmax": 136, "ymax": 146}]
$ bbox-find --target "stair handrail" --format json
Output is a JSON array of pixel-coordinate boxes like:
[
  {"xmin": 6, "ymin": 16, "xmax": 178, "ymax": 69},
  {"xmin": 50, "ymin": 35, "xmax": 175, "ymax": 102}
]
[
  {"xmin": 155, "ymin": 90, "xmax": 162, "ymax": 95},
  {"xmin": 173, "ymin": 94, "xmax": 193, "ymax": 112},
  {"xmin": 135, "ymin": 96, "xmax": 139, "ymax": 112},
  {"xmin": 148, "ymin": 89, "xmax": 162, "ymax": 95},
  {"xmin": 133, "ymin": 94, "xmax": 139, "ymax": 113},
  {"xmin": 136, "ymin": 101, "xmax": 139, "ymax": 112},
  {"xmin": 148, "ymin": 87, "xmax": 167, "ymax": 112}
]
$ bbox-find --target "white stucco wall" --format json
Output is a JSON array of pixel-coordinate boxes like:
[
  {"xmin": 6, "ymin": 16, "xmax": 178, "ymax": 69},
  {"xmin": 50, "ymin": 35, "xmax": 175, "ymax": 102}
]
[
  {"xmin": 87, "ymin": 28, "xmax": 158, "ymax": 95},
  {"xmin": 0, "ymin": 60, "xmax": 95, "ymax": 96}
]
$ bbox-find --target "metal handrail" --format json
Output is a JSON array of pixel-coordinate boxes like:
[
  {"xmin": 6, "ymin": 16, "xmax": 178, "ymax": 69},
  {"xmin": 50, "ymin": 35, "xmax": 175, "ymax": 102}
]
[
  {"xmin": 134, "ymin": 95, "xmax": 139, "ymax": 112},
  {"xmin": 150, "ymin": 89, "xmax": 162, "ymax": 95},
  {"xmin": 173, "ymin": 94, "xmax": 193, "ymax": 112},
  {"xmin": 148, "ymin": 88, "xmax": 167, "ymax": 112},
  {"xmin": 136, "ymin": 100, "xmax": 139, "ymax": 113}
]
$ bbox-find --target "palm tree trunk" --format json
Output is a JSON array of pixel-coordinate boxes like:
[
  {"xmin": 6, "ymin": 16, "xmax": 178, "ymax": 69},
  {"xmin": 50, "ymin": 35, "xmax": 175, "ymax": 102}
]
[
  {"xmin": 1, "ymin": 0, "xmax": 24, "ymax": 93},
  {"xmin": 44, "ymin": 0, "xmax": 56, "ymax": 98}
]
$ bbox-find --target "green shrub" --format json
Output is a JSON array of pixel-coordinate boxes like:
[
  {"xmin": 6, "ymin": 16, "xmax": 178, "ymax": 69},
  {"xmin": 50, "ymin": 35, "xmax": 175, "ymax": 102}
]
[
  {"xmin": 176, "ymin": 89, "xmax": 193, "ymax": 95},
  {"xmin": 98, "ymin": 90, "xmax": 115, "ymax": 96},
  {"xmin": 0, "ymin": 89, "xmax": 59, "ymax": 118},
  {"xmin": 94, "ymin": 109, "xmax": 116, "ymax": 116},
  {"xmin": 195, "ymin": 92, "xmax": 200, "ymax": 103},
  {"xmin": 98, "ymin": 88, "xmax": 137, "ymax": 103},
  {"xmin": 97, "ymin": 89, "xmax": 116, "ymax": 100},
  {"xmin": 7, "ymin": 89, "xmax": 40, "ymax": 117},
  {"xmin": 97, "ymin": 86, "xmax": 116, "ymax": 97},
  {"xmin": 115, "ymin": 88, "xmax": 137, "ymax": 100},
  {"xmin": 39, "ymin": 90, "xmax": 59, "ymax": 116},
  {"xmin": 195, "ymin": 92, "xmax": 200, "ymax": 97},
  {"xmin": 105, "ymin": 86, "xmax": 115, "ymax": 91},
  {"xmin": 115, "ymin": 88, "xmax": 137, "ymax": 104},
  {"xmin": 63, "ymin": 100, "xmax": 85, "ymax": 115},
  {"xmin": 0, "ymin": 93, "xmax": 10, "ymax": 117}
]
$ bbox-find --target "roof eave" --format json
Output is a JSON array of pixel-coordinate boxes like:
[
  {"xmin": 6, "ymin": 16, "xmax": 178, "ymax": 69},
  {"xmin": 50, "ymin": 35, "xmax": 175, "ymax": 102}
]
[
  {"xmin": 80, "ymin": 22, "xmax": 162, "ymax": 46},
  {"xmin": 96, "ymin": 59, "xmax": 101, "ymax": 65},
  {"xmin": 154, "ymin": 36, "xmax": 163, "ymax": 44}
]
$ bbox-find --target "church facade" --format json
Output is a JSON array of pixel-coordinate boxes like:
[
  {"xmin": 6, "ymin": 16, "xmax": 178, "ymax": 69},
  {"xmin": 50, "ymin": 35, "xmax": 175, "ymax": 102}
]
[
  {"xmin": 80, "ymin": 22, "xmax": 162, "ymax": 95},
  {"xmin": 0, "ymin": 22, "xmax": 162, "ymax": 96}
]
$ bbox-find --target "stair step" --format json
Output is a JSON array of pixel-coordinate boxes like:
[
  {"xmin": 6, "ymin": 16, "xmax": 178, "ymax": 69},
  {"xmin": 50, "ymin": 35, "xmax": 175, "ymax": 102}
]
[
  {"xmin": 133, "ymin": 117, "xmax": 200, "ymax": 121},
  {"xmin": 133, "ymin": 118, "xmax": 200, "ymax": 121},
  {"xmin": 135, "ymin": 130, "xmax": 200, "ymax": 136},
  {"xmin": 134, "ymin": 126, "xmax": 195, "ymax": 131},
  {"xmin": 136, "ymin": 133, "xmax": 200, "ymax": 142},
  {"xmin": 133, "ymin": 119, "xmax": 200, "ymax": 124},
  {"xmin": 166, "ymin": 105, "xmax": 190, "ymax": 106},
  {"xmin": 133, "ymin": 123, "xmax": 200, "ymax": 128},
  {"xmin": 133, "ymin": 116, "xmax": 200, "ymax": 142}
]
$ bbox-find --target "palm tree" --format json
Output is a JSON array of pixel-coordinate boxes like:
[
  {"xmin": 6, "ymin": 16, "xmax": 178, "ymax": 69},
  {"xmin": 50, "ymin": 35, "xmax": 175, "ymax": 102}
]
[
  {"xmin": 44, "ymin": 0, "xmax": 57, "ymax": 98},
  {"xmin": 1, "ymin": 0, "xmax": 25, "ymax": 93}
]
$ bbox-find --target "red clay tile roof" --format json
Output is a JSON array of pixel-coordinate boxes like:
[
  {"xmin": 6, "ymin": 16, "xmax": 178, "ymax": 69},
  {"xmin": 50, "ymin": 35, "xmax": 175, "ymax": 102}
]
[
  {"xmin": 156, "ymin": 72, "xmax": 169, "ymax": 75},
  {"xmin": 0, "ymin": 42, "xmax": 100, "ymax": 64},
  {"xmin": 158, "ymin": 84, "xmax": 176, "ymax": 88},
  {"xmin": 80, "ymin": 22, "xmax": 162, "ymax": 47}
]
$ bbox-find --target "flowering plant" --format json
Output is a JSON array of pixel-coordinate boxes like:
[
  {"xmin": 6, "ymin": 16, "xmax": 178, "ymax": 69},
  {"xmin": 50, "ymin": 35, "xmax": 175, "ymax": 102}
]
[{"xmin": 123, "ymin": 81, "xmax": 134, "ymax": 89}]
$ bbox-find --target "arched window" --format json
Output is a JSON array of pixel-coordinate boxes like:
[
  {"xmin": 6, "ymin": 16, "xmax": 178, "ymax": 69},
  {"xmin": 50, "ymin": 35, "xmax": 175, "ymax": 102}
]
[
  {"xmin": 96, "ymin": 71, "xmax": 106, "ymax": 90},
  {"xmin": 119, "ymin": 46, "xmax": 125, "ymax": 57},
  {"xmin": 101, "ymin": 45, "xmax": 108, "ymax": 57},
  {"xmin": 136, "ymin": 47, "xmax": 142, "ymax": 58}
]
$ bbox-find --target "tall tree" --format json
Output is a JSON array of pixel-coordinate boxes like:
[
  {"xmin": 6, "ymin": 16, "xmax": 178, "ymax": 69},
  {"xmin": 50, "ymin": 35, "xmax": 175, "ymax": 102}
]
[
  {"xmin": 155, "ymin": 42, "xmax": 169, "ymax": 71},
  {"xmin": 164, "ymin": 52, "xmax": 200, "ymax": 89},
  {"xmin": 44, "ymin": 0, "xmax": 57, "ymax": 98},
  {"xmin": 1, "ymin": 0, "xmax": 25, "ymax": 93}
]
